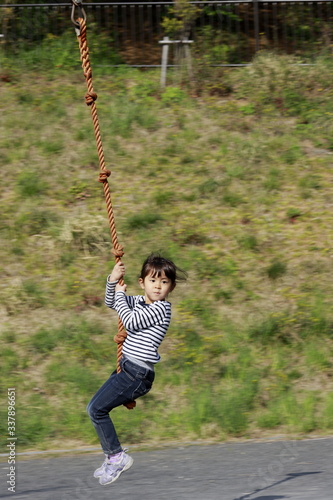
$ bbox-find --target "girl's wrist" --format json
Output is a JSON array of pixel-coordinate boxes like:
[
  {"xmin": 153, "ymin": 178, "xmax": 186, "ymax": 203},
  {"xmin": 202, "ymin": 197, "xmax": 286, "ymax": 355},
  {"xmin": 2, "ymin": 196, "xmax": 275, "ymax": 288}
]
[{"xmin": 108, "ymin": 274, "xmax": 119, "ymax": 283}]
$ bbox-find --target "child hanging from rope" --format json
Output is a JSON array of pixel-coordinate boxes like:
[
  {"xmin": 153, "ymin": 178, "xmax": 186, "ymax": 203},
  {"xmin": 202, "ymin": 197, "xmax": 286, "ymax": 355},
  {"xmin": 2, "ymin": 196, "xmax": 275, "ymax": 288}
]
[{"xmin": 87, "ymin": 253, "xmax": 187, "ymax": 486}]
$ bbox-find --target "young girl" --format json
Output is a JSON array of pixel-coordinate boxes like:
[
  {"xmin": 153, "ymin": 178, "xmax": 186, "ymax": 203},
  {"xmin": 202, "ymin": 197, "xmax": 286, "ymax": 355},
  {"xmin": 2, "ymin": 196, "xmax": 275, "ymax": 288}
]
[{"xmin": 87, "ymin": 253, "xmax": 186, "ymax": 486}]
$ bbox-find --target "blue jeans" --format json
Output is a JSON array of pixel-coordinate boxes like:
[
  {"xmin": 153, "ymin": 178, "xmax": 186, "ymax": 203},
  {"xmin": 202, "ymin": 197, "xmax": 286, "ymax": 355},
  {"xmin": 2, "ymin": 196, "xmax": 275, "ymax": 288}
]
[{"xmin": 87, "ymin": 357, "xmax": 155, "ymax": 455}]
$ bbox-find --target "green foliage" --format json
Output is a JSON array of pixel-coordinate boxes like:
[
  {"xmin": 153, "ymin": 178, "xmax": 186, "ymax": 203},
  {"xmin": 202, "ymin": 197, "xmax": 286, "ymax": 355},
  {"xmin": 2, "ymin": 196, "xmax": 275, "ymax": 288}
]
[
  {"xmin": 125, "ymin": 212, "xmax": 163, "ymax": 230},
  {"xmin": 0, "ymin": 347, "xmax": 17, "ymax": 374},
  {"xmin": 286, "ymin": 207, "xmax": 302, "ymax": 220},
  {"xmin": 30, "ymin": 319, "xmax": 106, "ymax": 359},
  {"xmin": 15, "ymin": 207, "xmax": 58, "ymax": 236},
  {"xmin": 21, "ymin": 280, "xmax": 46, "ymax": 308},
  {"xmin": 198, "ymin": 178, "xmax": 220, "ymax": 196},
  {"xmin": 238, "ymin": 234, "xmax": 258, "ymax": 251},
  {"xmin": 239, "ymin": 103, "xmax": 256, "ymax": 116},
  {"xmin": 281, "ymin": 145, "xmax": 302, "ymax": 164},
  {"xmin": 5, "ymin": 28, "xmax": 122, "ymax": 70},
  {"xmin": 58, "ymin": 251, "xmax": 76, "ymax": 268},
  {"xmin": 298, "ymin": 174, "xmax": 321, "ymax": 192},
  {"xmin": 321, "ymin": 392, "xmax": 333, "ymax": 429},
  {"xmin": 195, "ymin": 26, "xmax": 234, "ymax": 65},
  {"xmin": 153, "ymin": 190, "xmax": 175, "ymax": 206},
  {"xmin": 249, "ymin": 314, "xmax": 285, "ymax": 343},
  {"xmin": 17, "ymin": 396, "xmax": 55, "ymax": 446},
  {"xmin": 215, "ymin": 384, "xmax": 256, "ymax": 434},
  {"xmin": 222, "ymin": 190, "xmax": 244, "ymax": 207},
  {"xmin": 266, "ymin": 260, "xmax": 287, "ymax": 280},
  {"xmin": 128, "ymin": 81, "xmax": 160, "ymax": 103},
  {"xmin": 45, "ymin": 361, "xmax": 101, "ymax": 395},
  {"xmin": 304, "ymin": 342, "xmax": 332, "ymax": 370},
  {"xmin": 162, "ymin": 0, "xmax": 201, "ymax": 38},
  {"xmin": 232, "ymin": 52, "xmax": 333, "ymax": 120},
  {"xmin": 105, "ymin": 96, "xmax": 160, "ymax": 137},
  {"xmin": 30, "ymin": 328, "xmax": 61, "ymax": 354},
  {"xmin": 263, "ymin": 168, "xmax": 282, "ymax": 191},
  {"xmin": 39, "ymin": 138, "xmax": 64, "ymax": 156},
  {"xmin": 16, "ymin": 170, "xmax": 48, "ymax": 198},
  {"xmin": 161, "ymin": 87, "xmax": 188, "ymax": 106}
]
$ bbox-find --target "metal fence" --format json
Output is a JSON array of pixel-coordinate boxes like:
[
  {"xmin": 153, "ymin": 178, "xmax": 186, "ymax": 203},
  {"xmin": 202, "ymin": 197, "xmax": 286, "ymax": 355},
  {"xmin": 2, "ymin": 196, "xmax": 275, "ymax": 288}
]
[{"xmin": 0, "ymin": 1, "xmax": 333, "ymax": 65}]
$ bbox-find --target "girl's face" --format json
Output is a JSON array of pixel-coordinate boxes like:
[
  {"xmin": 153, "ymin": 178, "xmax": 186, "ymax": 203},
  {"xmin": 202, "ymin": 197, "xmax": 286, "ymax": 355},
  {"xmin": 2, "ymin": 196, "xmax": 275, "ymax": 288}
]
[{"xmin": 139, "ymin": 271, "xmax": 175, "ymax": 304}]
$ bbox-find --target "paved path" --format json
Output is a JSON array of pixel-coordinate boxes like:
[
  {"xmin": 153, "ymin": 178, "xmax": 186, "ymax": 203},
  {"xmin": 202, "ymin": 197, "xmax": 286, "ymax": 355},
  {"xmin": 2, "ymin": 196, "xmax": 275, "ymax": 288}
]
[{"xmin": 1, "ymin": 438, "xmax": 333, "ymax": 499}]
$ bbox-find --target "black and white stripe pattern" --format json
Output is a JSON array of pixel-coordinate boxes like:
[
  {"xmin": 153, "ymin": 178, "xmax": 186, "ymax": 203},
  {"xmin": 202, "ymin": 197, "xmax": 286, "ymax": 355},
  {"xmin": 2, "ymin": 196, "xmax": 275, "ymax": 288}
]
[{"xmin": 105, "ymin": 279, "xmax": 171, "ymax": 364}]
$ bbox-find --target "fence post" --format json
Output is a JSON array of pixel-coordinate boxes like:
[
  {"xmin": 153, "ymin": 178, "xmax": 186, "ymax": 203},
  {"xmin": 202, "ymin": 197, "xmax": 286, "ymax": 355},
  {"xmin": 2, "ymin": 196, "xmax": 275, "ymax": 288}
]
[
  {"xmin": 159, "ymin": 36, "xmax": 170, "ymax": 87},
  {"xmin": 253, "ymin": 0, "xmax": 260, "ymax": 54}
]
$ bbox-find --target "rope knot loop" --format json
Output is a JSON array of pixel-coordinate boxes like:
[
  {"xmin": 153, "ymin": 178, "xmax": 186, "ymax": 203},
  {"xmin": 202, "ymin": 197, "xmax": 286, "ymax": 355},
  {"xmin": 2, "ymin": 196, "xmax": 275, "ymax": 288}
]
[
  {"xmin": 85, "ymin": 91, "xmax": 97, "ymax": 106},
  {"xmin": 98, "ymin": 170, "xmax": 111, "ymax": 183},
  {"xmin": 113, "ymin": 330, "xmax": 127, "ymax": 345},
  {"xmin": 111, "ymin": 245, "xmax": 124, "ymax": 258}
]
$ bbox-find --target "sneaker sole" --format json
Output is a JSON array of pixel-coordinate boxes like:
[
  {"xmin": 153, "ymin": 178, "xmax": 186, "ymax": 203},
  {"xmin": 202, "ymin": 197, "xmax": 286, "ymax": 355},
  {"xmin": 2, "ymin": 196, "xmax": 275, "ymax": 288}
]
[{"xmin": 99, "ymin": 457, "xmax": 133, "ymax": 486}]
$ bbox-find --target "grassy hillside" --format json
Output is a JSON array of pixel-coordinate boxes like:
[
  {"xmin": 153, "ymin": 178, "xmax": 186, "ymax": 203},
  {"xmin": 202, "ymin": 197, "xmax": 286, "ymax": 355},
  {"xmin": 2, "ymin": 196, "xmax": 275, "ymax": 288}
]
[{"xmin": 2, "ymin": 51, "xmax": 333, "ymax": 451}]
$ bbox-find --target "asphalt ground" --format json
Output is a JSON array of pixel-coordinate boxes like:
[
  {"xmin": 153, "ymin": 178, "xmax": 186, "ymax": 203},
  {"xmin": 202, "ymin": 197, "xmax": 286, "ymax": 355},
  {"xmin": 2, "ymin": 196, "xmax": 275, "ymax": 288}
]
[{"xmin": 1, "ymin": 438, "xmax": 333, "ymax": 500}]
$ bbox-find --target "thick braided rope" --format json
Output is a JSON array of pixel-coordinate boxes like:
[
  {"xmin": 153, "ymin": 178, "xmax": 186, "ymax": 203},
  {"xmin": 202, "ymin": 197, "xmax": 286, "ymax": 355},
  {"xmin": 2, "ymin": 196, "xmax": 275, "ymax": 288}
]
[{"xmin": 76, "ymin": 18, "xmax": 136, "ymax": 409}]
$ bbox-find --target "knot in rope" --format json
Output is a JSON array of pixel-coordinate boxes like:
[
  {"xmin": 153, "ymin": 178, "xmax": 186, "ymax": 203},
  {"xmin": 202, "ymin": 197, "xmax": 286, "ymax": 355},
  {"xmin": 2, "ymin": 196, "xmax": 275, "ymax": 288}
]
[
  {"xmin": 85, "ymin": 91, "xmax": 97, "ymax": 105},
  {"xmin": 113, "ymin": 330, "xmax": 127, "ymax": 344},
  {"xmin": 98, "ymin": 170, "xmax": 111, "ymax": 183},
  {"xmin": 111, "ymin": 245, "xmax": 125, "ymax": 259}
]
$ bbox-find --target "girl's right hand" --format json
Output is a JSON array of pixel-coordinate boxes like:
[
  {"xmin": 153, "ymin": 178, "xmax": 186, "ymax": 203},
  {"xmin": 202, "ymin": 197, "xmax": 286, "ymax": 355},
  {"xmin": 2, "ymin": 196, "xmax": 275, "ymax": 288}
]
[{"xmin": 108, "ymin": 261, "xmax": 125, "ymax": 282}]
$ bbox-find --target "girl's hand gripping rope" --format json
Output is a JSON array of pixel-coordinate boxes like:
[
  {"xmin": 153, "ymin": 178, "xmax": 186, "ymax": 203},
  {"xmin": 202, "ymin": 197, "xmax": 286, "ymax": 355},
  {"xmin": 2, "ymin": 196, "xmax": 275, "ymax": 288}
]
[{"xmin": 109, "ymin": 261, "xmax": 125, "ymax": 282}]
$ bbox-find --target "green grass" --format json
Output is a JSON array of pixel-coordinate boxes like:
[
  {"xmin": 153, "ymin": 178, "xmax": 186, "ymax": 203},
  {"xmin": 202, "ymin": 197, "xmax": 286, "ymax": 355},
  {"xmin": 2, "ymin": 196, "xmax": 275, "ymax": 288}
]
[{"xmin": 2, "ymin": 50, "xmax": 333, "ymax": 451}]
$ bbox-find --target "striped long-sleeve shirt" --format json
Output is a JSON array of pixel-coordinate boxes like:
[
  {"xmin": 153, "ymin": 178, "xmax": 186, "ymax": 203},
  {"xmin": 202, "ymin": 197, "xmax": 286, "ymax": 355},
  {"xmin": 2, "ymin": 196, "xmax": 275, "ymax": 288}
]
[{"xmin": 105, "ymin": 279, "xmax": 172, "ymax": 364}]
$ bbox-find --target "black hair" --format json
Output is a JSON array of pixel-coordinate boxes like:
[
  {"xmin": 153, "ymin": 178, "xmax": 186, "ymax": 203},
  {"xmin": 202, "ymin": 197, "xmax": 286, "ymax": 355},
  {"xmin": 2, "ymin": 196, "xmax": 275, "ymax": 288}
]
[{"xmin": 139, "ymin": 253, "xmax": 187, "ymax": 286}]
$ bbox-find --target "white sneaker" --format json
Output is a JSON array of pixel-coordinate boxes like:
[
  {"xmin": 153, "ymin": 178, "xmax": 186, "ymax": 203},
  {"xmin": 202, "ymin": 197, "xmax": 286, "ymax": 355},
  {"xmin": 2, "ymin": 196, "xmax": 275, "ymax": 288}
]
[
  {"xmin": 99, "ymin": 451, "xmax": 133, "ymax": 486},
  {"xmin": 93, "ymin": 454, "xmax": 108, "ymax": 478}
]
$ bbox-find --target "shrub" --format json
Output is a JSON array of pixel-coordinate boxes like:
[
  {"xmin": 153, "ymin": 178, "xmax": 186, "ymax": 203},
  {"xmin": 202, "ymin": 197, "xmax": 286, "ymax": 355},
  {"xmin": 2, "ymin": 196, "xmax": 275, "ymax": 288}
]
[{"xmin": 161, "ymin": 87, "xmax": 188, "ymax": 105}]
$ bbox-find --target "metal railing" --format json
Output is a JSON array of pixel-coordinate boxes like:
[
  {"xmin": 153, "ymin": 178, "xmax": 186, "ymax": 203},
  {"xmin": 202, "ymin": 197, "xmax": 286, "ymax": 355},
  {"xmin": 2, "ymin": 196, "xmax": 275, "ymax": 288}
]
[{"xmin": 0, "ymin": 1, "xmax": 332, "ymax": 65}]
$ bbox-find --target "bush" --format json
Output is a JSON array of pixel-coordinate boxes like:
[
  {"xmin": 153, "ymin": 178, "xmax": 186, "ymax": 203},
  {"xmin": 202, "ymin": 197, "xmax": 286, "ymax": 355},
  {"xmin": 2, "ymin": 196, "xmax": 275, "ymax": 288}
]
[{"xmin": 161, "ymin": 87, "xmax": 188, "ymax": 105}]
